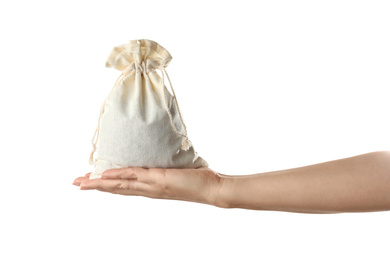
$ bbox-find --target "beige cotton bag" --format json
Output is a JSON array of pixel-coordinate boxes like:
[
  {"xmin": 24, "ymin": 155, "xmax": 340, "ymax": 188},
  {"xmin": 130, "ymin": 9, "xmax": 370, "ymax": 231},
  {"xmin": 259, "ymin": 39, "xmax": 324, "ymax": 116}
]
[{"xmin": 88, "ymin": 39, "xmax": 208, "ymax": 179}]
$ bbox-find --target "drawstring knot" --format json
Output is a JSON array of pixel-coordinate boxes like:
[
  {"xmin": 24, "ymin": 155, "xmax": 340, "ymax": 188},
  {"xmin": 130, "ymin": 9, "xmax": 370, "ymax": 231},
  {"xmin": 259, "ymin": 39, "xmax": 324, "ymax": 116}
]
[{"xmin": 123, "ymin": 60, "xmax": 159, "ymax": 75}]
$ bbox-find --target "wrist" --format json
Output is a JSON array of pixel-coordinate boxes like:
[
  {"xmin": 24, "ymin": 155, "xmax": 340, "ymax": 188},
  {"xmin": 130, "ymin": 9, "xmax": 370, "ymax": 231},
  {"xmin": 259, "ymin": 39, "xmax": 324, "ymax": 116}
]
[{"xmin": 211, "ymin": 174, "xmax": 235, "ymax": 208}]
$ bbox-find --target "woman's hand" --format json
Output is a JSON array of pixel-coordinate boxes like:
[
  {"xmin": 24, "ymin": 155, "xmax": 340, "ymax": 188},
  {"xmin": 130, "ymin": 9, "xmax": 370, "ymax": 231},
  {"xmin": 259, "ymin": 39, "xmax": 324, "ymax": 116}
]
[
  {"xmin": 73, "ymin": 151, "xmax": 390, "ymax": 213},
  {"xmin": 73, "ymin": 167, "xmax": 226, "ymax": 207}
]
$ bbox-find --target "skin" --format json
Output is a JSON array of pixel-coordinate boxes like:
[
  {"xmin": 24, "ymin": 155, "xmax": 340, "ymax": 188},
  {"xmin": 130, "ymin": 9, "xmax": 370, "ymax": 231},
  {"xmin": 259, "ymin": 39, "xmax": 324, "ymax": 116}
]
[{"xmin": 73, "ymin": 151, "xmax": 390, "ymax": 214}]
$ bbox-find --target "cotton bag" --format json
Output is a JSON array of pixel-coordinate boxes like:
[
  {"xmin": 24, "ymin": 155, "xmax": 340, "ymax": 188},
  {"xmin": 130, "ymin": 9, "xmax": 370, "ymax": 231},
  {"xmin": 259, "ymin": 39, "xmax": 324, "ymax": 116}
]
[{"xmin": 88, "ymin": 39, "xmax": 208, "ymax": 179}]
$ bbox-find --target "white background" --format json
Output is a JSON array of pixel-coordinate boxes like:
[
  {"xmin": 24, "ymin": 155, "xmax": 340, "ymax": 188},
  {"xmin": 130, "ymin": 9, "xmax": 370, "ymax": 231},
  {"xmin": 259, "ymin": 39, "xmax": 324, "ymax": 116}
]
[{"xmin": 1, "ymin": 0, "xmax": 389, "ymax": 259}]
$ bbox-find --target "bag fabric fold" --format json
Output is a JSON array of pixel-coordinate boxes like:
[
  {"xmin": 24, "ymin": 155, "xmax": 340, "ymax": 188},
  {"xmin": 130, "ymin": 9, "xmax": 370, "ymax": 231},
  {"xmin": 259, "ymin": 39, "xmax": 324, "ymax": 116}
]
[{"xmin": 89, "ymin": 39, "xmax": 208, "ymax": 179}]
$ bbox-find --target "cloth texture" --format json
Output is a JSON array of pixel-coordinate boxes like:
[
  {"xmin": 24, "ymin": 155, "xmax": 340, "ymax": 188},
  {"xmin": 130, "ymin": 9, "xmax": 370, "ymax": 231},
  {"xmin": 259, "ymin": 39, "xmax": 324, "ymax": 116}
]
[{"xmin": 89, "ymin": 39, "xmax": 208, "ymax": 179}]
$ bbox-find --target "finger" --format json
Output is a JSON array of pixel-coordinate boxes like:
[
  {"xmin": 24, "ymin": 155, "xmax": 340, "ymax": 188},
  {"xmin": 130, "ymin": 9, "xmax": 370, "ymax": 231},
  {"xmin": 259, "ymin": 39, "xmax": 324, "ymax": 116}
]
[
  {"xmin": 73, "ymin": 174, "xmax": 91, "ymax": 186},
  {"xmin": 80, "ymin": 178, "xmax": 150, "ymax": 194},
  {"xmin": 102, "ymin": 167, "xmax": 152, "ymax": 183}
]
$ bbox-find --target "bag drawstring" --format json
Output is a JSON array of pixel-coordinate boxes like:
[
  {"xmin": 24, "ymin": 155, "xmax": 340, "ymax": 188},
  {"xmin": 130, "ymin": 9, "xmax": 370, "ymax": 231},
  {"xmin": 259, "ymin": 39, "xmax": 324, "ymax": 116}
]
[
  {"xmin": 89, "ymin": 71, "xmax": 127, "ymax": 165},
  {"xmin": 160, "ymin": 67, "xmax": 192, "ymax": 151},
  {"xmin": 89, "ymin": 66, "xmax": 191, "ymax": 166}
]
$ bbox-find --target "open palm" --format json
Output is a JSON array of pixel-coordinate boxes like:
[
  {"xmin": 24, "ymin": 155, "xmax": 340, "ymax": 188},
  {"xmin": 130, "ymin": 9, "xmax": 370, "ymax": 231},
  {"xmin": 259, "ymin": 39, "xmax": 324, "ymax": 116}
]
[{"xmin": 73, "ymin": 167, "xmax": 225, "ymax": 207}]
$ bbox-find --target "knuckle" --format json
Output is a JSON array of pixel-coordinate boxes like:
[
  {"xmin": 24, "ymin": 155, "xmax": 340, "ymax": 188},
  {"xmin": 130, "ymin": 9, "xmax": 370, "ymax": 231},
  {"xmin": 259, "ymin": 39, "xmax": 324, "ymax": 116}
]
[
  {"xmin": 115, "ymin": 180, "xmax": 137, "ymax": 190},
  {"xmin": 116, "ymin": 181, "xmax": 127, "ymax": 190},
  {"xmin": 123, "ymin": 168, "xmax": 139, "ymax": 179}
]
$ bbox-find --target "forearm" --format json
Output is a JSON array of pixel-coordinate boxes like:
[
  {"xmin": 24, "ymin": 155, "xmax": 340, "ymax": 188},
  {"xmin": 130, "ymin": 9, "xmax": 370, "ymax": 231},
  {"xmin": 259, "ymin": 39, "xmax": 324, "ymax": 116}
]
[{"xmin": 217, "ymin": 151, "xmax": 390, "ymax": 213}]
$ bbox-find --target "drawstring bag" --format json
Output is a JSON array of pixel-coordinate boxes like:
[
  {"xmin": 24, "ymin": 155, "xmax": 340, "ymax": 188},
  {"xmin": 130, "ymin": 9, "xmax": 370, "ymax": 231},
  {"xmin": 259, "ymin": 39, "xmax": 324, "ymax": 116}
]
[{"xmin": 88, "ymin": 39, "xmax": 208, "ymax": 179}]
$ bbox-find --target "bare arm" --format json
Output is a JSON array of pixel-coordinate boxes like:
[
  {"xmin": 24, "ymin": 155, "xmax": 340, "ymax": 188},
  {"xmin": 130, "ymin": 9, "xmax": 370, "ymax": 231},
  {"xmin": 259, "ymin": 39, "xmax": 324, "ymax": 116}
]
[
  {"xmin": 73, "ymin": 151, "xmax": 390, "ymax": 214},
  {"xmin": 218, "ymin": 151, "xmax": 390, "ymax": 213}
]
